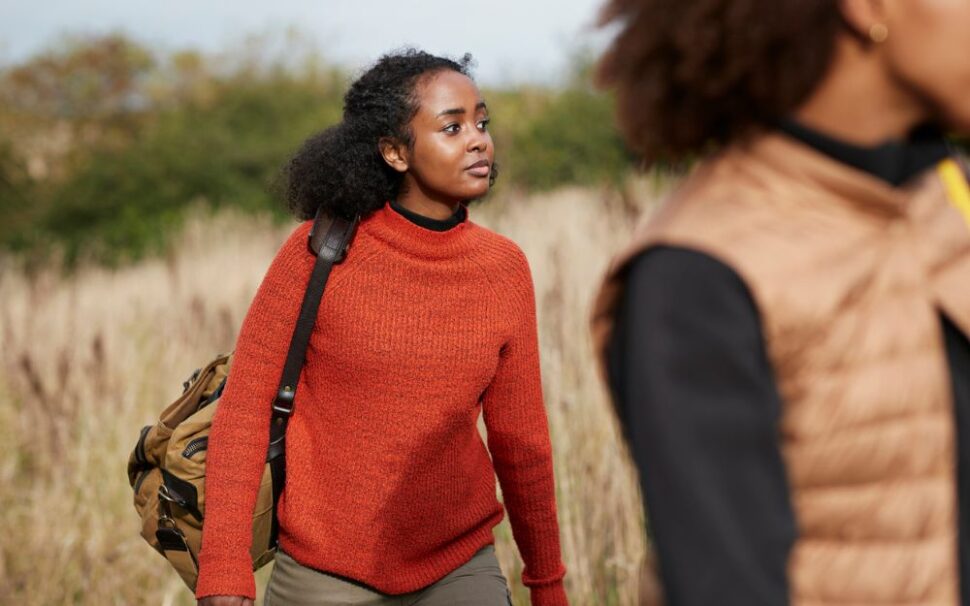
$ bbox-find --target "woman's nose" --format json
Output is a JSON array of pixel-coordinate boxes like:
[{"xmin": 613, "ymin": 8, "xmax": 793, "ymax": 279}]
[{"xmin": 467, "ymin": 130, "xmax": 488, "ymax": 152}]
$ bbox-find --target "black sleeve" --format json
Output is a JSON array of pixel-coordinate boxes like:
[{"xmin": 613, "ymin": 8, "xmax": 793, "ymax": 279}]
[{"xmin": 607, "ymin": 246, "xmax": 796, "ymax": 606}]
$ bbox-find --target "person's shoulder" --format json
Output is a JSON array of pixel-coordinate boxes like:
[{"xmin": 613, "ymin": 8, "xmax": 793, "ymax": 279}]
[
  {"xmin": 466, "ymin": 223, "xmax": 536, "ymax": 308},
  {"xmin": 467, "ymin": 221, "xmax": 531, "ymax": 273},
  {"xmin": 628, "ymin": 246, "xmax": 741, "ymax": 286},
  {"xmin": 263, "ymin": 220, "xmax": 315, "ymax": 276},
  {"xmin": 625, "ymin": 246, "xmax": 760, "ymax": 324},
  {"xmin": 471, "ymin": 223, "xmax": 532, "ymax": 287}
]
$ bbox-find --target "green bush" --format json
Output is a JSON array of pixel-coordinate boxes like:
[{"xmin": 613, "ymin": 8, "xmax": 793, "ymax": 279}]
[
  {"xmin": 504, "ymin": 87, "xmax": 632, "ymax": 191},
  {"xmin": 0, "ymin": 137, "xmax": 38, "ymax": 252},
  {"xmin": 17, "ymin": 69, "xmax": 345, "ymax": 264}
]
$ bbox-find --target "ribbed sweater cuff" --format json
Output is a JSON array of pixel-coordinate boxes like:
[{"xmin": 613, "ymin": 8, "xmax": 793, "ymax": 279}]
[
  {"xmin": 530, "ymin": 581, "xmax": 569, "ymax": 606},
  {"xmin": 194, "ymin": 554, "xmax": 256, "ymax": 601}
]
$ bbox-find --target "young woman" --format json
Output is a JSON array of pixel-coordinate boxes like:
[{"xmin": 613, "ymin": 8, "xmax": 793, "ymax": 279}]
[
  {"xmin": 195, "ymin": 50, "xmax": 568, "ymax": 606},
  {"xmin": 591, "ymin": 1, "xmax": 970, "ymax": 605}
]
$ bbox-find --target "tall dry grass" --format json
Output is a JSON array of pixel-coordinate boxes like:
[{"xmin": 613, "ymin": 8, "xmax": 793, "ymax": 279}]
[{"xmin": 0, "ymin": 182, "xmax": 664, "ymax": 605}]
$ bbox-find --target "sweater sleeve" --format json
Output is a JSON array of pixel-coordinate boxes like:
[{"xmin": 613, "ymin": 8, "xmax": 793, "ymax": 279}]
[
  {"xmin": 481, "ymin": 247, "xmax": 569, "ymax": 606},
  {"xmin": 607, "ymin": 246, "xmax": 796, "ymax": 606},
  {"xmin": 195, "ymin": 221, "xmax": 314, "ymax": 600}
]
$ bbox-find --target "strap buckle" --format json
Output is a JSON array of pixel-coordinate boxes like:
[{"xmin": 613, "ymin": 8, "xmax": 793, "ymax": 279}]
[
  {"xmin": 272, "ymin": 387, "xmax": 295, "ymax": 416},
  {"xmin": 308, "ymin": 212, "xmax": 359, "ymax": 262},
  {"xmin": 318, "ymin": 222, "xmax": 352, "ymax": 263}
]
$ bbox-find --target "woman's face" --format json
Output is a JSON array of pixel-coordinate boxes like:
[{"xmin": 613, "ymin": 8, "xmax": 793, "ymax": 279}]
[
  {"xmin": 880, "ymin": 0, "xmax": 970, "ymax": 132},
  {"xmin": 394, "ymin": 70, "xmax": 494, "ymax": 203}
]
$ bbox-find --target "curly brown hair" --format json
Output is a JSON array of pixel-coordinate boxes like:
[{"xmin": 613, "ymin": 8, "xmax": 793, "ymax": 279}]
[{"xmin": 597, "ymin": 0, "xmax": 843, "ymax": 166}]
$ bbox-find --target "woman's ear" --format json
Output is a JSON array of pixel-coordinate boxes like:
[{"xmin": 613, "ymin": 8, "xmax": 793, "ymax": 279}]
[
  {"xmin": 840, "ymin": 0, "xmax": 888, "ymax": 41},
  {"xmin": 379, "ymin": 137, "xmax": 409, "ymax": 173}
]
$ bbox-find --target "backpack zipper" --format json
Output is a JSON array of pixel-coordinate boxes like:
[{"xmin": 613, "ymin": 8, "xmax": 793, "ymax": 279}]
[{"xmin": 182, "ymin": 436, "xmax": 208, "ymax": 459}]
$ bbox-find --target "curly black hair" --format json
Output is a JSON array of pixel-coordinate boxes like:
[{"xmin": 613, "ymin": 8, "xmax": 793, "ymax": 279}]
[
  {"xmin": 597, "ymin": 0, "xmax": 843, "ymax": 167},
  {"xmin": 284, "ymin": 48, "xmax": 494, "ymax": 220}
]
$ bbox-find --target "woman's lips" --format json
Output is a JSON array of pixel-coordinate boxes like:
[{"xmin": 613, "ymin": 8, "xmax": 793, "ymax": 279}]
[{"xmin": 466, "ymin": 159, "xmax": 490, "ymax": 177}]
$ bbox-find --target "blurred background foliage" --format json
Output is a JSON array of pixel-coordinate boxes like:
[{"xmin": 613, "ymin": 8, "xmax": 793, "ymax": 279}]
[{"xmin": 0, "ymin": 34, "xmax": 634, "ymax": 266}]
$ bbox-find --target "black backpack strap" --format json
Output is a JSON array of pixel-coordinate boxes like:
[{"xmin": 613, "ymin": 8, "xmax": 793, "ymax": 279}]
[{"xmin": 266, "ymin": 208, "xmax": 358, "ymax": 549}]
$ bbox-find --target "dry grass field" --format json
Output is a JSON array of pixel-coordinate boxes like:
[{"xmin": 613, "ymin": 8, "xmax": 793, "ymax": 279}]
[{"xmin": 0, "ymin": 182, "xmax": 664, "ymax": 605}]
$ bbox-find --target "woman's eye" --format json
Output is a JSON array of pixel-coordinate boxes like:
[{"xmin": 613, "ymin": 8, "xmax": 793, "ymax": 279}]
[
  {"xmin": 478, "ymin": 118, "xmax": 490, "ymax": 132},
  {"xmin": 444, "ymin": 124, "xmax": 460, "ymax": 134}
]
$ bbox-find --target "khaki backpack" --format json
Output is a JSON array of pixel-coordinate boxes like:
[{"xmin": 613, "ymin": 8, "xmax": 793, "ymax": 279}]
[
  {"xmin": 126, "ymin": 212, "xmax": 358, "ymax": 591},
  {"xmin": 127, "ymin": 353, "xmax": 277, "ymax": 589}
]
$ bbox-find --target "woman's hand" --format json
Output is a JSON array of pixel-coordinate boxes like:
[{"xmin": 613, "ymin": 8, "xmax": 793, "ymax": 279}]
[{"xmin": 197, "ymin": 597, "xmax": 254, "ymax": 606}]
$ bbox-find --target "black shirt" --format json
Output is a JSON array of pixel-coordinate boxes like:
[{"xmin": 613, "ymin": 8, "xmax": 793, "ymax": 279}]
[
  {"xmin": 608, "ymin": 125, "xmax": 970, "ymax": 605},
  {"xmin": 389, "ymin": 199, "xmax": 466, "ymax": 231}
]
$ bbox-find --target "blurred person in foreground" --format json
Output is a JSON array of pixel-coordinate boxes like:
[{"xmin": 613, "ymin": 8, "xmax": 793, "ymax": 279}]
[
  {"xmin": 195, "ymin": 49, "xmax": 568, "ymax": 606},
  {"xmin": 591, "ymin": 1, "xmax": 970, "ymax": 604}
]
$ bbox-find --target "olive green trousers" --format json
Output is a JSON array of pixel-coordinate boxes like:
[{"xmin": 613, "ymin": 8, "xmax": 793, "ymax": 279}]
[{"xmin": 264, "ymin": 545, "xmax": 513, "ymax": 606}]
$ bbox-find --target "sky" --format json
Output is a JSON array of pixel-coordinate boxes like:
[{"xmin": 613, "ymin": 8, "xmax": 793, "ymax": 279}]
[{"xmin": 1, "ymin": 0, "xmax": 613, "ymax": 86}]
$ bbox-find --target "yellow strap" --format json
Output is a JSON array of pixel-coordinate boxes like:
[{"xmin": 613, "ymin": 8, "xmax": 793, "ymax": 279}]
[{"xmin": 937, "ymin": 158, "xmax": 970, "ymax": 229}]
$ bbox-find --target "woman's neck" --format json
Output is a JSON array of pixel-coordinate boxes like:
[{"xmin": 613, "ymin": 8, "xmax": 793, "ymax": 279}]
[
  {"xmin": 793, "ymin": 34, "xmax": 929, "ymax": 146},
  {"xmin": 396, "ymin": 181, "xmax": 462, "ymax": 221},
  {"xmin": 390, "ymin": 199, "xmax": 465, "ymax": 232}
]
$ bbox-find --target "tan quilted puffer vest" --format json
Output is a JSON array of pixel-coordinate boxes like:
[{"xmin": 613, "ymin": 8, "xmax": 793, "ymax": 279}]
[{"xmin": 592, "ymin": 133, "xmax": 970, "ymax": 605}]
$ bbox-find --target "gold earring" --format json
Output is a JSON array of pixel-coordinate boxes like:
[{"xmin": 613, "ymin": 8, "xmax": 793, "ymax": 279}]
[{"xmin": 869, "ymin": 23, "xmax": 889, "ymax": 43}]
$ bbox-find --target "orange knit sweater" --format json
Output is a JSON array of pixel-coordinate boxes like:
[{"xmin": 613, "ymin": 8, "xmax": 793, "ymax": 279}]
[{"xmin": 195, "ymin": 202, "xmax": 568, "ymax": 604}]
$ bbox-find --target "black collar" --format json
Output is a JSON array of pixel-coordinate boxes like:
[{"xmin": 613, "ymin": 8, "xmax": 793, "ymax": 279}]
[
  {"xmin": 390, "ymin": 200, "xmax": 467, "ymax": 232},
  {"xmin": 779, "ymin": 119, "xmax": 950, "ymax": 187}
]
